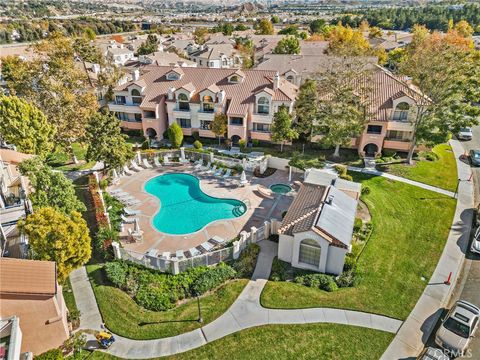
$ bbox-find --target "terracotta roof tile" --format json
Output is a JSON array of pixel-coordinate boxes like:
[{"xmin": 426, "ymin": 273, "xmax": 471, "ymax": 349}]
[{"xmin": 0, "ymin": 259, "xmax": 56, "ymax": 296}]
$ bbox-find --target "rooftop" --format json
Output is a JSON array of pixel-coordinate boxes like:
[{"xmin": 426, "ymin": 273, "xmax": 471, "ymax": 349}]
[{"xmin": 0, "ymin": 259, "xmax": 57, "ymax": 296}]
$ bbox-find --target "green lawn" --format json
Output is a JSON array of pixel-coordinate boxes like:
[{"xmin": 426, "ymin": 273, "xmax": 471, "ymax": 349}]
[
  {"xmin": 379, "ymin": 144, "xmax": 457, "ymax": 192},
  {"xmin": 261, "ymin": 173, "xmax": 456, "ymax": 320},
  {"xmin": 86, "ymin": 264, "xmax": 248, "ymax": 340},
  {"xmin": 63, "ymin": 277, "xmax": 78, "ymax": 314},
  {"xmin": 48, "ymin": 143, "xmax": 96, "ymax": 171},
  {"xmin": 85, "ymin": 324, "xmax": 394, "ymax": 360}
]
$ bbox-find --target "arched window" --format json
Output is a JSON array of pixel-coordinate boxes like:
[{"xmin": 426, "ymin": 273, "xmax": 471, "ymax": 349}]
[
  {"xmin": 202, "ymin": 95, "xmax": 214, "ymax": 112},
  {"xmin": 131, "ymin": 89, "xmax": 142, "ymax": 105},
  {"xmin": 286, "ymin": 75, "xmax": 294, "ymax": 83},
  {"xmin": 257, "ymin": 97, "xmax": 269, "ymax": 114},
  {"xmin": 230, "ymin": 75, "xmax": 239, "ymax": 83},
  {"xmin": 393, "ymin": 102, "xmax": 410, "ymax": 121},
  {"xmin": 298, "ymin": 239, "xmax": 321, "ymax": 267},
  {"xmin": 178, "ymin": 93, "xmax": 190, "ymax": 111}
]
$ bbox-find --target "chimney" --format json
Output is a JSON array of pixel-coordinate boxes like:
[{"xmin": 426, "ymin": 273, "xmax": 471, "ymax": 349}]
[
  {"xmin": 273, "ymin": 72, "xmax": 280, "ymax": 91},
  {"xmin": 167, "ymin": 87, "xmax": 175, "ymax": 100},
  {"xmin": 132, "ymin": 69, "xmax": 140, "ymax": 81}
]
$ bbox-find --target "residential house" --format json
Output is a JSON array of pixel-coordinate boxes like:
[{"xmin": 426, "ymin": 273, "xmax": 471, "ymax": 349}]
[
  {"xmin": 367, "ymin": 30, "xmax": 413, "ymax": 52},
  {"xmin": 188, "ymin": 44, "xmax": 243, "ymax": 68},
  {"xmin": 108, "ymin": 66, "xmax": 298, "ymax": 144},
  {"xmin": 106, "ymin": 45, "xmax": 135, "ymax": 66},
  {"xmin": 0, "ymin": 259, "xmax": 69, "ymax": 355},
  {"xmin": 278, "ymin": 169, "xmax": 361, "ymax": 275},
  {"xmin": 0, "ymin": 150, "xmax": 32, "ymax": 259},
  {"xmin": 135, "ymin": 51, "xmax": 196, "ymax": 68}
]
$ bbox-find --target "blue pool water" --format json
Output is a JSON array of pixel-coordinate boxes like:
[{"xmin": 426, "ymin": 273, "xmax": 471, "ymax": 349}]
[{"xmin": 144, "ymin": 173, "xmax": 246, "ymax": 235}]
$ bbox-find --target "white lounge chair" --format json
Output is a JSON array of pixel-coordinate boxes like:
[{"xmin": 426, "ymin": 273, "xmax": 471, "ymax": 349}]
[
  {"xmin": 215, "ymin": 168, "xmax": 224, "ymax": 176},
  {"xmin": 131, "ymin": 160, "xmax": 142, "ymax": 172},
  {"xmin": 161, "ymin": 251, "xmax": 171, "ymax": 260},
  {"xmin": 175, "ymin": 250, "xmax": 185, "ymax": 259},
  {"xmin": 208, "ymin": 165, "xmax": 217, "ymax": 174},
  {"xmin": 222, "ymin": 169, "xmax": 232, "ymax": 178},
  {"xmin": 163, "ymin": 156, "xmax": 173, "ymax": 166},
  {"xmin": 209, "ymin": 236, "xmax": 226, "ymax": 246},
  {"xmin": 194, "ymin": 160, "xmax": 203, "ymax": 170},
  {"xmin": 202, "ymin": 162, "xmax": 211, "ymax": 171},
  {"xmin": 199, "ymin": 241, "xmax": 214, "ymax": 253},
  {"xmin": 142, "ymin": 158, "xmax": 153, "ymax": 169},
  {"xmin": 124, "ymin": 208, "xmax": 141, "ymax": 216},
  {"xmin": 153, "ymin": 156, "xmax": 162, "ymax": 167},
  {"xmin": 188, "ymin": 247, "xmax": 201, "ymax": 257},
  {"xmin": 123, "ymin": 165, "xmax": 134, "ymax": 175},
  {"xmin": 121, "ymin": 215, "xmax": 138, "ymax": 224}
]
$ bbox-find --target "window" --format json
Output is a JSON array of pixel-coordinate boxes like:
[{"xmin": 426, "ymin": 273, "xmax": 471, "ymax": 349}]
[
  {"xmin": 367, "ymin": 125, "xmax": 382, "ymax": 134},
  {"xmin": 177, "ymin": 118, "xmax": 191, "ymax": 128},
  {"xmin": 134, "ymin": 113, "xmax": 142, "ymax": 122},
  {"xmin": 178, "ymin": 93, "xmax": 190, "ymax": 111},
  {"xmin": 209, "ymin": 61, "xmax": 214, "ymax": 67},
  {"xmin": 393, "ymin": 102, "xmax": 410, "ymax": 121},
  {"xmin": 257, "ymin": 97, "xmax": 269, "ymax": 114},
  {"xmin": 167, "ymin": 72, "xmax": 179, "ymax": 80},
  {"xmin": 200, "ymin": 120, "xmax": 212, "ymax": 130},
  {"xmin": 199, "ymin": 60, "xmax": 203, "ymax": 66},
  {"xmin": 298, "ymin": 239, "xmax": 321, "ymax": 267},
  {"xmin": 116, "ymin": 112, "xmax": 129, "ymax": 121},
  {"xmin": 229, "ymin": 75, "xmax": 239, "ymax": 83},
  {"xmin": 115, "ymin": 95, "xmax": 126, "ymax": 105},
  {"xmin": 230, "ymin": 117, "xmax": 243, "ymax": 126},
  {"xmin": 286, "ymin": 75, "xmax": 294, "ymax": 83},
  {"xmin": 202, "ymin": 95, "xmax": 214, "ymax": 112},
  {"xmin": 253, "ymin": 123, "xmax": 271, "ymax": 132},
  {"xmin": 131, "ymin": 89, "xmax": 142, "ymax": 105},
  {"xmin": 144, "ymin": 111, "xmax": 155, "ymax": 118},
  {"xmin": 387, "ymin": 130, "xmax": 404, "ymax": 140}
]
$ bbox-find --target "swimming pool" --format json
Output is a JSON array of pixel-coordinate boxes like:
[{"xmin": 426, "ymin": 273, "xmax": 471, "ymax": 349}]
[{"xmin": 144, "ymin": 173, "xmax": 246, "ymax": 235}]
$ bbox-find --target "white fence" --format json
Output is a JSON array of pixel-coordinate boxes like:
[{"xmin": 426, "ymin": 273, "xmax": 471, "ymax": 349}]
[{"xmin": 112, "ymin": 219, "xmax": 282, "ymax": 274}]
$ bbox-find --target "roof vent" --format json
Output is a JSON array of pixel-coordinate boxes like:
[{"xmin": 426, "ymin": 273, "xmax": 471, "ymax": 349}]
[{"xmin": 325, "ymin": 195, "xmax": 334, "ymax": 205}]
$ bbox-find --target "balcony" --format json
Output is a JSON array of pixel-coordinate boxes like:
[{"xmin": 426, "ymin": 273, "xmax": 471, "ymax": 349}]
[
  {"xmin": 197, "ymin": 111, "xmax": 215, "ymax": 122},
  {"xmin": 251, "ymin": 112, "xmax": 273, "ymax": 124},
  {"xmin": 109, "ymin": 102, "xmax": 141, "ymax": 113},
  {"xmin": 387, "ymin": 121, "xmax": 414, "ymax": 132},
  {"xmin": 198, "ymin": 129, "xmax": 216, "ymax": 138},
  {"xmin": 173, "ymin": 109, "xmax": 191, "ymax": 119},
  {"xmin": 250, "ymin": 131, "xmax": 271, "ymax": 141},
  {"xmin": 383, "ymin": 139, "xmax": 412, "ymax": 151}
]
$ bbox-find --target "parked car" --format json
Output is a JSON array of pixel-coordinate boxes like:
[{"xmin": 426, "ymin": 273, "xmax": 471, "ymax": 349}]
[
  {"xmin": 435, "ymin": 300, "xmax": 480, "ymax": 357},
  {"xmin": 458, "ymin": 127, "xmax": 473, "ymax": 141},
  {"xmin": 417, "ymin": 347, "xmax": 449, "ymax": 360},
  {"xmin": 471, "ymin": 227, "xmax": 480, "ymax": 255},
  {"xmin": 469, "ymin": 150, "xmax": 480, "ymax": 166}
]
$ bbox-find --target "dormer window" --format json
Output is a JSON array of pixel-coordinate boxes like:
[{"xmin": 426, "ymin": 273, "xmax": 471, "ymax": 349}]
[
  {"xmin": 229, "ymin": 75, "xmax": 239, "ymax": 83},
  {"xmin": 131, "ymin": 89, "xmax": 142, "ymax": 105},
  {"xmin": 178, "ymin": 93, "xmax": 190, "ymax": 111},
  {"xmin": 393, "ymin": 102, "xmax": 410, "ymax": 121},
  {"xmin": 202, "ymin": 95, "xmax": 214, "ymax": 112},
  {"xmin": 257, "ymin": 97, "xmax": 270, "ymax": 114},
  {"xmin": 286, "ymin": 75, "xmax": 294, "ymax": 83},
  {"xmin": 167, "ymin": 72, "xmax": 179, "ymax": 80}
]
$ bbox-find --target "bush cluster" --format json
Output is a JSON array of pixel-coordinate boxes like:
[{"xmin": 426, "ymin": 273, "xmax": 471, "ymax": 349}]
[
  {"xmin": 233, "ymin": 243, "xmax": 260, "ymax": 278},
  {"xmin": 334, "ymin": 164, "xmax": 353, "ymax": 181},
  {"xmin": 294, "ymin": 273, "xmax": 338, "ymax": 292},
  {"xmin": 193, "ymin": 140, "xmax": 202, "ymax": 149},
  {"xmin": 104, "ymin": 261, "xmax": 237, "ymax": 311}
]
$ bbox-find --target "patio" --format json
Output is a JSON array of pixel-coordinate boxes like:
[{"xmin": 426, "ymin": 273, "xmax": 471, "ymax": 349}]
[{"xmin": 108, "ymin": 164, "xmax": 297, "ymax": 255}]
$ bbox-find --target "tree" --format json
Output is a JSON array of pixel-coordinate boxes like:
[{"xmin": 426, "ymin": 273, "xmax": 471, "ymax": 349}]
[
  {"xmin": 168, "ymin": 122, "xmax": 183, "ymax": 148},
  {"xmin": 273, "ymin": 36, "xmax": 300, "ymax": 54},
  {"xmin": 234, "ymin": 24, "xmax": 249, "ymax": 32},
  {"xmin": 137, "ymin": 34, "xmax": 159, "ymax": 55},
  {"xmin": 211, "ymin": 113, "xmax": 228, "ymax": 146},
  {"xmin": 73, "ymin": 37, "xmax": 104, "ymax": 64},
  {"xmin": 83, "ymin": 27, "xmax": 96, "ymax": 40},
  {"xmin": 326, "ymin": 24, "xmax": 372, "ymax": 56},
  {"xmin": 271, "ymin": 105, "xmax": 298, "ymax": 152},
  {"xmin": 19, "ymin": 207, "xmax": 91, "ymax": 282},
  {"xmin": 271, "ymin": 16, "xmax": 280, "ymax": 24},
  {"xmin": 369, "ymin": 26, "xmax": 383, "ymax": 39},
  {"xmin": 19, "ymin": 157, "xmax": 86, "ymax": 214},
  {"xmin": 312, "ymin": 59, "xmax": 372, "ymax": 158},
  {"xmin": 85, "ymin": 112, "xmax": 134, "ymax": 171},
  {"xmin": 386, "ymin": 47, "xmax": 406, "ymax": 71},
  {"xmin": 278, "ymin": 26, "xmax": 299, "ymax": 36},
  {"xmin": 399, "ymin": 30, "xmax": 480, "ymax": 163},
  {"xmin": 309, "ymin": 19, "xmax": 326, "ymax": 34},
  {"xmin": 294, "ymin": 79, "xmax": 318, "ymax": 141},
  {"xmin": 0, "ymin": 95, "xmax": 55, "ymax": 156},
  {"xmin": 2, "ymin": 33, "xmax": 98, "ymax": 163},
  {"xmin": 256, "ymin": 19, "xmax": 274, "ymax": 35},
  {"xmin": 193, "ymin": 27, "xmax": 209, "ymax": 45}
]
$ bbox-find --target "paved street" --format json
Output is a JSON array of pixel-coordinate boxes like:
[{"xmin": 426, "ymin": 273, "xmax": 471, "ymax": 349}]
[{"xmin": 453, "ymin": 127, "xmax": 480, "ymax": 359}]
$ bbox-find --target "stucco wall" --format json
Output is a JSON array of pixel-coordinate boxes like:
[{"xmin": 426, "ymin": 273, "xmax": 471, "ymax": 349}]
[
  {"xmin": 325, "ymin": 246, "xmax": 348, "ymax": 275},
  {"xmin": 278, "ymin": 234, "xmax": 294, "ymax": 263}
]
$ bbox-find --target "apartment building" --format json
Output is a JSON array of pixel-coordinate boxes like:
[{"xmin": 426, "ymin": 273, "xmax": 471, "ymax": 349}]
[{"xmin": 108, "ymin": 66, "xmax": 298, "ymax": 145}]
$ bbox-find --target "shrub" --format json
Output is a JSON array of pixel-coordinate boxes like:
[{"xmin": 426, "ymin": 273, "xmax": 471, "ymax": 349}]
[
  {"xmin": 94, "ymin": 226, "xmax": 117, "ymax": 260},
  {"xmin": 168, "ymin": 123, "xmax": 183, "ymax": 148},
  {"xmin": 45, "ymin": 151, "xmax": 69, "ymax": 167},
  {"xmin": 334, "ymin": 164, "xmax": 347, "ymax": 176},
  {"xmin": 104, "ymin": 261, "xmax": 128, "ymax": 288},
  {"xmin": 99, "ymin": 178, "xmax": 109, "ymax": 190},
  {"xmin": 295, "ymin": 273, "xmax": 338, "ymax": 292},
  {"xmin": 361, "ymin": 186, "xmax": 371, "ymax": 195},
  {"xmin": 343, "ymin": 253, "xmax": 357, "ymax": 272},
  {"xmin": 353, "ymin": 218, "xmax": 363, "ymax": 232},
  {"xmin": 252, "ymin": 139, "xmax": 260, "ymax": 147},
  {"xmin": 35, "ymin": 348, "xmax": 64, "ymax": 360},
  {"xmin": 191, "ymin": 263, "xmax": 237, "ymax": 295},
  {"xmin": 339, "ymin": 173, "xmax": 353, "ymax": 181},
  {"xmin": 141, "ymin": 140, "xmax": 150, "ymax": 150},
  {"xmin": 135, "ymin": 285, "xmax": 176, "ymax": 311},
  {"xmin": 239, "ymin": 139, "xmax": 247, "ymax": 149},
  {"xmin": 425, "ymin": 152, "xmax": 438, "ymax": 161},
  {"xmin": 193, "ymin": 140, "xmax": 202, "ymax": 149},
  {"xmin": 270, "ymin": 257, "xmax": 290, "ymax": 281},
  {"xmin": 233, "ymin": 243, "xmax": 260, "ymax": 278},
  {"xmin": 335, "ymin": 269, "xmax": 360, "ymax": 288}
]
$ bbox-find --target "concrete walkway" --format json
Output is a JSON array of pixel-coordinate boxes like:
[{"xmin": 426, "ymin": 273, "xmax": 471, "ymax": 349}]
[
  {"xmin": 381, "ymin": 139, "xmax": 474, "ymax": 359},
  {"xmin": 72, "ymin": 241, "xmax": 402, "ymax": 359}
]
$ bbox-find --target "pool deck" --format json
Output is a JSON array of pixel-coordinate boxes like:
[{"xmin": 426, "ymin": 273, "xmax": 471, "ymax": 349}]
[{"xmin": 109, "ymin": 164, "xmax": 298, "ymax": 255}]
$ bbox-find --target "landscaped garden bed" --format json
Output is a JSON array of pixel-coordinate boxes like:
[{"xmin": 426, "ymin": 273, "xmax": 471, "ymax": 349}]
[{"xmin": 261, "ymin": 173, "xmax": 456, "ymax": 320}]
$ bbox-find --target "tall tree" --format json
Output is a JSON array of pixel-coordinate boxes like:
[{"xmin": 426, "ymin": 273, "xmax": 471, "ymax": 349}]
[
  {"xmin": 312, "ymin": 59, "xmax": 372, "ymax": 157},
  {"xmin": 0, "ymin": 95, "xmax": 55, "ymax": 156},
  {"xmin": 193, "ymin": 27, "xmax": 209, "ymax": 45},
  {"xmin": 309, "ymin": 19, "xmax": 326, "ymax": 34},
  {"xmin": 137, "ymin": 34, "xmax": 159, "ymax": 55},
  {"xmin": 167, "ymin": 122, "xmax": 184, "ymax": 148},
  {"xmin": 85, "ymin": 111, "xmax": 134, "ymax": 171},
  {"xmin": 211, "ymin": 113, "xmax": 228, "ymax": 146},
  {"xmin": 294, "ymin": 79, "xmax": 318, "ymax": 141},
  {"xmin": 271, "ymin": 105, "xmax": 298, "ymax": 152},
  {"xmin": 19, "ymin": 157, "xmax": 86, "ymax": 214},
  {"xmin": 400, "ymin": 29, "xmax": 480, "ymax": 163},
  {"xmin": 256, "ymin": 19, "xmax": 274, "ymax": 35},
  {"xmin": 19, "ymin": 207, "xmax": 91, "ymax": 282},
  {"xmin": 273, "ymin": 36, "xmax": 300, "ymax": 55},
  {"xmin": 2, "ymin": 33, "xmax": 98, "ymax": 163}
]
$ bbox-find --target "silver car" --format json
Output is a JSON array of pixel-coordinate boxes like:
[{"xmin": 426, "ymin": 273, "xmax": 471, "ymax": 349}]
[
  {"xmin": 458, "ymin": 127, "xmax": 473, "ymax": 141},
  {"xmin": 435, "ymin": 300, "xmax": 480, "ymax": 357},
  {"xmin": 471, "ymin": 227, "xmax": 480, "ymax": 255},
  {"xmin": 417, "ymin": 347, "xmax": 449, "ymax": 360}
]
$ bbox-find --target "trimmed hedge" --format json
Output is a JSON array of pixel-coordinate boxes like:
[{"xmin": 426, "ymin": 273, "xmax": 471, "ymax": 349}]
[
  {"xmin": 294, "ymin": 273, "xmax": 338, "ymax": 292},
  {"xmin": 233, "ymin": 243, "xmax": 260, "ymax": 278},
  {"xmin": 191, "ymin": 263, "xmax": 237, "ymax": 295}
]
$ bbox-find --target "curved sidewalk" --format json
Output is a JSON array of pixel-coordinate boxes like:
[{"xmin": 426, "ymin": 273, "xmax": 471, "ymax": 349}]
[
  {"xmin": 72, "ymin": 241, "xmax": 402, "ymax": 359},
  {"xmin": 381, "ymin": 139, "xmax": 474, "ymax": 359}
]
